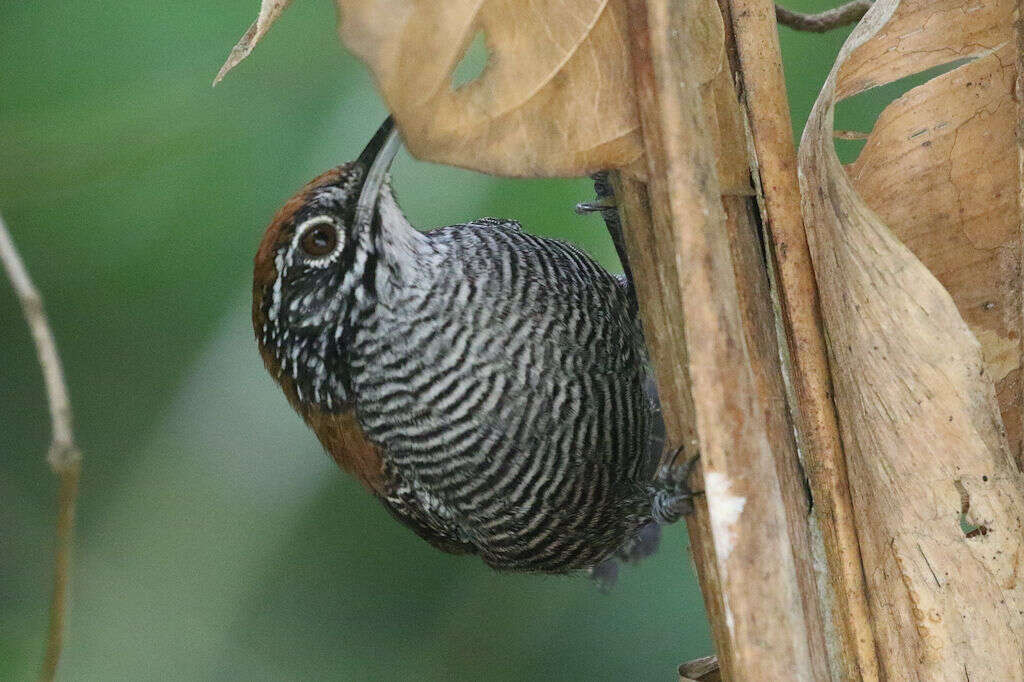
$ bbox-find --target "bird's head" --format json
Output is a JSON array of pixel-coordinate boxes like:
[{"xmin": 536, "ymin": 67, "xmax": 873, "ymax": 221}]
[{"xmin": 252, "ymin": 117, "xmax": 410, "ymax": 412}]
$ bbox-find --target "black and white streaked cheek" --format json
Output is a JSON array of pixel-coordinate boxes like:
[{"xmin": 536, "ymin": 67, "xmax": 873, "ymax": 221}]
[
  {"xmin": 267, "ymin": 218, "xmax": 331, "ymax": 324},
  {"xmin": 270, "ymin": 215, "xmax": 348, "ymax": 327},
  {"xmin": 262, "ymin": 208, "xmax": 378, "ymax": 409}
]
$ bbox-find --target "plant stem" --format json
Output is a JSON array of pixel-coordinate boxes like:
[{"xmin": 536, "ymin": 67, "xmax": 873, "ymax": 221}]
[
  {"xmin": 0, "ymin": 211, "xmax": 82, "ymax": 682},
  {"xmin": 776, "ymin": 0, "xmax": 872, "ymax": 32}
]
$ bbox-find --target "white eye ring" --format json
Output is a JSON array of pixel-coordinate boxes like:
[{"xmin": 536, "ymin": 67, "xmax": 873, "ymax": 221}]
[{"xmin": 292, "ymin": 216, "xmax": 344, "ymax": 266}]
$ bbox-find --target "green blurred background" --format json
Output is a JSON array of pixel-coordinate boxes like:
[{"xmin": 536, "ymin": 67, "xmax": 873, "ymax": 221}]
[{"xmin": 1, "ymin": 2, "xmax": 860, "ymax": 679}]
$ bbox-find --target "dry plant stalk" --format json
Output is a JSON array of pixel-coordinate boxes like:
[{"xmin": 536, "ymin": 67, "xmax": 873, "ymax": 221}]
[
  {"xmin": 0, "ymin": 212, "xmax": 82, "ymax": 682},
  {"xmin": 722, "ymin": 0, "xmax": 879, "ymax": 677},
  {"xmin": 617, "ymin": 0, "xmax": 831, "ymax": 677}
]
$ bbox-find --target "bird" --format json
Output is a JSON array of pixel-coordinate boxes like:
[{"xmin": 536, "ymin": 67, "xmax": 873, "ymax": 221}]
[{"xmin": 252, "ymin": 117, "xmax": 695, "ymax": 581}]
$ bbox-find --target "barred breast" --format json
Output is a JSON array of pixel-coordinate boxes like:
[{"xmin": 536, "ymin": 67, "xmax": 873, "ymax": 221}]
[{"xmin": 347, "ymin": 219, "xmax": 658, "ymax": 572}]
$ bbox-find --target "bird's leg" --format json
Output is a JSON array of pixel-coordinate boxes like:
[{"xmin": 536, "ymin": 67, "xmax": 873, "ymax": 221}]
[
  {"xmin": 576, "ymin": 171, "xmax": 636, "ymax": 300},
  {"xmin": 578, "ymin": 177, "xmax": 702, "ymax": 521},
  {"xmin": 651, "ymin": 450, "xmax": 703, "ymax": 524}
]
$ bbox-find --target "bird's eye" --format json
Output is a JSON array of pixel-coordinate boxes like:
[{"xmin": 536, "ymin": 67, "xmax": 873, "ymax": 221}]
[{"xmin": 297, "ymin": 219, "xmax": 340, "ymax": 258}]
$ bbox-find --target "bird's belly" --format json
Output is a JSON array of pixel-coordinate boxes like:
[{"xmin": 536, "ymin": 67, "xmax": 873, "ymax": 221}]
[
  {"xmin": 350, "ymin": 294, "xmax": 654, "ymax": 572},
  {"xmin": 378, "ymin": 445, "xmax": 651, "ymax": 573}
]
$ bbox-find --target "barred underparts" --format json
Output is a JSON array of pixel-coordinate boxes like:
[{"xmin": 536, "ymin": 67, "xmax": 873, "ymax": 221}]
[{"xmin": 252, "ymin": 118, "xmax": 694, "ymax": 580}]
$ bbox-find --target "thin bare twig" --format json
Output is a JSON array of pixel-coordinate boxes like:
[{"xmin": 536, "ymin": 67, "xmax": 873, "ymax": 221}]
[
  {"xmin": 0, "ymin": 211, "xmax": 82, "ymax": 682},
  {"xmin": 775, "ymin": 0, "xmax": 872, "ymax": 32}
]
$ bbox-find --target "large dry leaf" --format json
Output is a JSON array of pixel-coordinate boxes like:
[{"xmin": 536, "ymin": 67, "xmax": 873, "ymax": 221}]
[
  {"xmin": 835, "ymin": 0, "xmax": 1010, "ymax": 100},
  {"xmin": 336, "ymin": 0, "xmax": 642, "ymax": 176},
  {"xmin": 216, "ymin": 0, "xmax": 645, "ymax": 176},
  {"xmin": 848, "ymin": 44, "xmax": 1021, "ymax": 460},
  {"xmin": 798, "ymin": 0, "xmax": 1024, "ymax": 677}
]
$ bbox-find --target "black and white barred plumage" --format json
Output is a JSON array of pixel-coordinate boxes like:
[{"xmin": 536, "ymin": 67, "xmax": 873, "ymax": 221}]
[
  {"xmin": 354, "ymin": 218, "xmax": 661, "ymax": 571},
  {"xmin": 253, "ymin": 119, "xmax": 690, "ymax": 578}
]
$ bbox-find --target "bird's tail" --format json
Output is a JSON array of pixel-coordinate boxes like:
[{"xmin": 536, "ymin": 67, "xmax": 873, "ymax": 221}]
[{"xmin": 588, "ymin": 521, "xmax": 662, "ymax": 590}]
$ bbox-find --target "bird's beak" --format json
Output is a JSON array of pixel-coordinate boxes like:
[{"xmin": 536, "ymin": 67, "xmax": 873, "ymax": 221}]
[{"xmin": 354, "ymin": 116, "xmax": 402, "ymax": 230}]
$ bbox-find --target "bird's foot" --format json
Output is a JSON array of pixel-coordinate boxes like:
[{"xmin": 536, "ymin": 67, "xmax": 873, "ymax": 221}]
[
  {"xmin": 575, "ymin": 172, "xmax": 621, "ymax": 228},
  {"xmin": 575, "ymin": 172, "xmax": 637, "ymax": 299},
  {"xmin": 651, "ymin": 451, "xmax": 703, "ymax": 524},
  {"xmin": 574, "ymin": 170, "xmax": 618, "ymax": 215},
  {"xmin": 574, "ymin": 195, "xmax": 617, "ymax": 215}
]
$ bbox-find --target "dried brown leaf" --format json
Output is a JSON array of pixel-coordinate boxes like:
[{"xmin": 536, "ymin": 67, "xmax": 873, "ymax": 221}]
[
  {"xmin": 835, "ymin": 0, "xmax": 1010, "ymax": 100},
  {"xmin": 798, "ymin": 0, "xmax": 1024, "ymax": 677},
  {"xmin": 336, "ymin": 0, "xmax": 643, "ymax": 176},
  {"xmin": 214, "ymin": 1, "xmax": 660, "ymax": 176},
  {"xmin": 214, "ymin": 0, "xmax": 293, "ymax": 85},
  {"xmin": 848, "ymin": 43, "xmax": 1021, "ymax": 459}
]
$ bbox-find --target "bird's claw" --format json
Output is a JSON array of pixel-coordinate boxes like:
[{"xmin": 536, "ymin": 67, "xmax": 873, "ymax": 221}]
[
  {"xmin": 574, "ymin": 196, "xmax": 617, "ymax": 215},
  {"xmin": 576, "ymin": 171, "xmax": 637, "ymax": 305},
  {"xmin": 652, "ymin": 450, "xmax": 703, "ymax": 523},
  {"xmin": 658, "ymin": 447, "xmax": 701, "ymax": 487}
]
